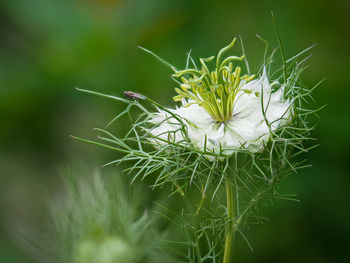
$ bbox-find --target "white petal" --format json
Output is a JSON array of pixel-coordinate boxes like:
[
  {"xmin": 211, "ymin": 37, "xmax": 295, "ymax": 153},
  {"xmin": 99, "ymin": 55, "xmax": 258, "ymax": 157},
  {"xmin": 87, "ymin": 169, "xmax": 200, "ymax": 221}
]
[{"xmin": 146, "ymin": 67, "xmax": 294, "ymax": 158}]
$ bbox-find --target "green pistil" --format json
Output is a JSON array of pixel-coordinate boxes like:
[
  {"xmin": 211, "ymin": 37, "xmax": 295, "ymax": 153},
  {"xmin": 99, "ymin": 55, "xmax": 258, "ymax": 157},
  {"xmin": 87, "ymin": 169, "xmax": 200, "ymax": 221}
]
[{"xmin": 172, "ymin": 38, "xmax": 255, "ymax": 123}]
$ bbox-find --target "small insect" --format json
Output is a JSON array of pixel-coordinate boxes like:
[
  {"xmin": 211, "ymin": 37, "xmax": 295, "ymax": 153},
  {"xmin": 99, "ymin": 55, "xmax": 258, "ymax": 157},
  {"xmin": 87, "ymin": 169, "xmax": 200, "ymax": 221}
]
[{"xmin": 124, "ymin": 91, "xmax": 145, "ymax": 100}]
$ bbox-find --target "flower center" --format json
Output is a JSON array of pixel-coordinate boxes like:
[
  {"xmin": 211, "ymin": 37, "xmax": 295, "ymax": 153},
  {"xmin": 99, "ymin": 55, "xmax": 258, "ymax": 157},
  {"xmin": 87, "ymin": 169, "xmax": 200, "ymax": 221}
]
[{"xmin": 172, "ymin": 38, "xmax": 255, "ymax": 123}]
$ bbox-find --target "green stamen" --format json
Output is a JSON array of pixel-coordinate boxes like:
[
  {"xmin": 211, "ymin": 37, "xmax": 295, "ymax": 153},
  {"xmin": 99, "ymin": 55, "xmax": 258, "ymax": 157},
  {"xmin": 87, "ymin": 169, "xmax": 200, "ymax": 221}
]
[{"xmin": 172, "ymin": 38, "xmax": 255, "ymax": 123}]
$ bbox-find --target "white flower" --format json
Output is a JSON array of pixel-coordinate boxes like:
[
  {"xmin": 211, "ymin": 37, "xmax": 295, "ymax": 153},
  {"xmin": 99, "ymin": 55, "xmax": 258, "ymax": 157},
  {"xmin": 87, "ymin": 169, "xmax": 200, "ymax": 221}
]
[
  {"xmin": 146, "ymin": 39, "xmax": 293, "ymax": 157},
  {"xmin": 148, "ymin": 68, "xmax": 292, "ymax": 156}
]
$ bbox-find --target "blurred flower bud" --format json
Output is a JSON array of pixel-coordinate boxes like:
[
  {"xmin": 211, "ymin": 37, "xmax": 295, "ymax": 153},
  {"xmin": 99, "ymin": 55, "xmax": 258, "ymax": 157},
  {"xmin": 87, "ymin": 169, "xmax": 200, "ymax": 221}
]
[{"xmin": 73, "ymin": 235, "xmax": 136, "ymax": 263}]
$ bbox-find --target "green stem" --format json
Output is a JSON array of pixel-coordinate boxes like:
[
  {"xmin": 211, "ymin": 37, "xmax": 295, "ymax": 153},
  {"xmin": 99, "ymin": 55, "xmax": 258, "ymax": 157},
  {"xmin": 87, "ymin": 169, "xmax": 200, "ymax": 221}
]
[{"xmin": 223, "ymin": 177, "xmax": 235, "ymax": 263}]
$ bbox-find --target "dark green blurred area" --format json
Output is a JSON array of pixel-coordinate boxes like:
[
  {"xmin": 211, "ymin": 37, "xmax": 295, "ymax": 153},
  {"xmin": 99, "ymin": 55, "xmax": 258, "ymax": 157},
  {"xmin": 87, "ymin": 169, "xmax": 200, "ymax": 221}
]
[{"xmin": 0, "ymin": 0, "xmax": 349, "ymax": 262}]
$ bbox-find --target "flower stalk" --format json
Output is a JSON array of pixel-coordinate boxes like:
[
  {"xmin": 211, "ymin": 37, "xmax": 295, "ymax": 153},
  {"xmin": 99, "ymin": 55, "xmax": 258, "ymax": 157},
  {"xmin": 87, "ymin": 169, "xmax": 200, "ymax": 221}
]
[{"xmin": 223, "ymin": 168, "xmax": 235, "ymax": 263}]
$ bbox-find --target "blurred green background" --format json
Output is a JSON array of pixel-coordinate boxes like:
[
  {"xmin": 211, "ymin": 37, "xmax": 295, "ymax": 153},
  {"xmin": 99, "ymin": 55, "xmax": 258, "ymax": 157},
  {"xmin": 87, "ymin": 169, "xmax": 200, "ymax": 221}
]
[{"xmin": 0, "ymin": 0, "xmax": 349, "ymax": 262}]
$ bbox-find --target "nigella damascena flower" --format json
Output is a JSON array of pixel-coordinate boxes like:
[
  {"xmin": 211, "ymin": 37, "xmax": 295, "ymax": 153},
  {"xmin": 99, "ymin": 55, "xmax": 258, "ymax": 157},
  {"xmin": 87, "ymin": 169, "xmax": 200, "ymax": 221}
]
[{"xmin": 147, "ymin": 39, "xmax": 293, "ymax": 156}]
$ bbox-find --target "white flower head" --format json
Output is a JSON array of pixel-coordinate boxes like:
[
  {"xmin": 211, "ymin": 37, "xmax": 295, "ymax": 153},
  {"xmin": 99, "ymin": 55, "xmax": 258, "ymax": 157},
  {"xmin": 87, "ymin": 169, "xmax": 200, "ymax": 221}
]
[{"xmin": 147, "ymin": 38, "xmax": 293, "ymax": 157}]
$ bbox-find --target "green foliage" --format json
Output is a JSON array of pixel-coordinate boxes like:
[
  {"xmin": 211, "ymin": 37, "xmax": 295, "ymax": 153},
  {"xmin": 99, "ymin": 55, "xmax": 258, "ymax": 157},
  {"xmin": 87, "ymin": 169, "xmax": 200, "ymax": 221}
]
[{"xmin": 74, "ymin": 34, "xmax": 319, "ymax": 262}]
